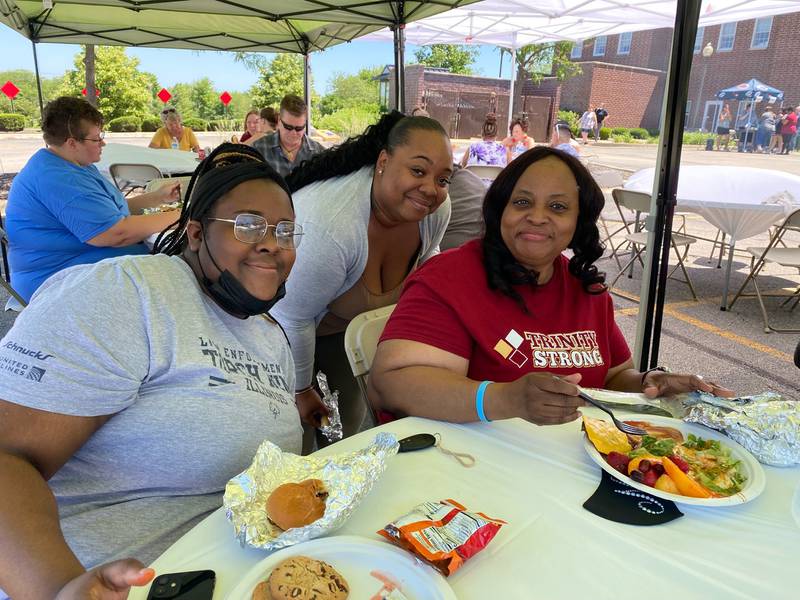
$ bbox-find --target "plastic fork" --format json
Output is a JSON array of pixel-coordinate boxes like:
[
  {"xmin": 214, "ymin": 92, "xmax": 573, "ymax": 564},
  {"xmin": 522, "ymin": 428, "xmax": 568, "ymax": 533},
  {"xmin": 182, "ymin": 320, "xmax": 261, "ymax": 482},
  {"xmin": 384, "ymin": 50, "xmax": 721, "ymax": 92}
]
[{"xmin": 579, "ymin": 390, "xmax": 648, "ymax": 436}]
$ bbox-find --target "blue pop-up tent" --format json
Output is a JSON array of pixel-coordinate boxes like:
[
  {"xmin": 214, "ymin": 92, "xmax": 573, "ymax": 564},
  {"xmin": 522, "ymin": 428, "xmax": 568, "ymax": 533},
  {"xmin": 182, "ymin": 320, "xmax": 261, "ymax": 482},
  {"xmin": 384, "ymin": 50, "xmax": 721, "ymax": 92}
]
[{"xmin": 716, "ymin": 78, "xmax": 784, "ymax": 102}]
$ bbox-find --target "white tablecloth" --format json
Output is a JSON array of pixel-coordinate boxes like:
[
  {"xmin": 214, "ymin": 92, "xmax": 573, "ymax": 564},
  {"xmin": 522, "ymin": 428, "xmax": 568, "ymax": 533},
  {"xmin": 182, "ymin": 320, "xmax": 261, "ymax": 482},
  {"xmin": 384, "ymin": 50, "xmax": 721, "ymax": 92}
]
[
  {"xmin": 625, "ymin": 166, "xmax": 800, "ymax": 243},
  {"xmin": 96, "ymin": 143, "xmax": 200, "ymax": 180},
  {"xmin": 129, "ymin": 411, "xmax": 800, "ymax": 600}
]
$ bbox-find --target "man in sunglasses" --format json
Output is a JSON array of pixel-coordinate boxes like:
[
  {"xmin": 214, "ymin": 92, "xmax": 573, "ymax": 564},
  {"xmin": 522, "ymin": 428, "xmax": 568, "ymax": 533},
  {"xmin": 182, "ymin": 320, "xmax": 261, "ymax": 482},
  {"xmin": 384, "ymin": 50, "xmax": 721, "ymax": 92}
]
[
  {"xmin": 5, "ymin": 96, "xmax": 180, "ymax": 303},
  {"xmin": 251, "ymin": 94, "xmax": 323, "ymax": 178}
]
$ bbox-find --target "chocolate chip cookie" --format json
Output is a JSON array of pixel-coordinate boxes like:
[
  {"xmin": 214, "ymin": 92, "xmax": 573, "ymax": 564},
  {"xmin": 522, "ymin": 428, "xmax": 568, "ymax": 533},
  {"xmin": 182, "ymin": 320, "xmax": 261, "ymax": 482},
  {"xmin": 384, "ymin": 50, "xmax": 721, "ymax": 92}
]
[{"xmin": 267, "ymin": 556, "xmax": 349, "ymax": 600}]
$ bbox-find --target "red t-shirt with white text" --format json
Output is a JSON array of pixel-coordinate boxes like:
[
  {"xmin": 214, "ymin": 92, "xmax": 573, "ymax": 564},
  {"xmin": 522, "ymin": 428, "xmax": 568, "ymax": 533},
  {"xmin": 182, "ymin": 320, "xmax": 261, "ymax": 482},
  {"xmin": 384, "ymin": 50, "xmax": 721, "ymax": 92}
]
[{"xmin": 381, "ymin": 240, "xmax": 631, "ymax": 387}]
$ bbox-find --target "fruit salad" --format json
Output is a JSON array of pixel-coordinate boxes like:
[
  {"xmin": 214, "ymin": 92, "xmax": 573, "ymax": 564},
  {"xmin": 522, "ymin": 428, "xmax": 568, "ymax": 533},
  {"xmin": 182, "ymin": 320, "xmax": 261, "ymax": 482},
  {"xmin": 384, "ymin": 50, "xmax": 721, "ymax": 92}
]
[{"xmin": 583, "ymin": 416, "xmax": 747, "ymax": 498}]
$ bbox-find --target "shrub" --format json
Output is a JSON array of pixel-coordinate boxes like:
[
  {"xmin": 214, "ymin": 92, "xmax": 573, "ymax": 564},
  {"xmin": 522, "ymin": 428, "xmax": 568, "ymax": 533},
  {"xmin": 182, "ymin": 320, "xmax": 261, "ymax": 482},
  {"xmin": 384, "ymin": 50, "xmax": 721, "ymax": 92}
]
[
  {"xmin": 647, "ymin": 128, "xmax": 660, "ymax": 137},
  {"xmin": 682, "ymin": 131, "xmax": 709, "ymax": 145},
  {"xmin": 557, "ymin": 110, "xmax": 580, "ymax": 135},
  {"xmin": 182, "ymin": 117, "xmax": 208, "ymax": 131},
  {"xmin": 599, "ymin": 127, "xmax": 611, "ymax": 140},
  {"xmin": 610, "ymin": 126, "xmax": 628, "ymax": 136},
  {"xmin": 208, "ymin": 119, "xmax": 242, "ymax": 132},
  {"xmin": 141, "ymin": 116, "xmax": 161, "ymax": 132},
  {"xmin": 629, "ymin": 128, "xmax": 649, "ymax": 140},
  {"xmin": 0, "ymin": 113, "xmax": 26, "ymax": 132},
  {"xmin": 316, "ymin": 105, "xmax": 381, "ymax": 139},
  {"xmin": 107, "ymin": 115, "xmax": 141, "ymax": 132}
]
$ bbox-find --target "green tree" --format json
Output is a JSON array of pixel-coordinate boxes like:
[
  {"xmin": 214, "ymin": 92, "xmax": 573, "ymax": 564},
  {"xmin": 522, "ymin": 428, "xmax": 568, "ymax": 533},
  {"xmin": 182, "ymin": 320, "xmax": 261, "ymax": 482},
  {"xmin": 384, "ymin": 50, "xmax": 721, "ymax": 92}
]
[
  {"xmin": 60, "ymin": 46, "xmax": 156, "ymax": 120},
  {"xmin": 0, "ymin": 69, "xmax": 63, "ymax": 124},
  {"xmin": 413, "ymin": 45, "xmax": 479, "ymax": 74},
  {"xmin": 512, "ymin": 41, "xmax": 581, "ymax": 116},
  {"xmin": 318, "ymin": 66, "xmax": 381, "ymax": 117},
  {"xmin": 191, "ymin": 77, "xmax": 219, "ymax": 120},
  {"xmin": 226, "ymin": 91, "xmax": 254, "ymax": 119},
  {"xmin": 249, "ymin": 54, "xmax": 307, "ymax": 108},
  {"xmin": 164, "ymin": 82, "xmax": 195, "ymax": 119}
]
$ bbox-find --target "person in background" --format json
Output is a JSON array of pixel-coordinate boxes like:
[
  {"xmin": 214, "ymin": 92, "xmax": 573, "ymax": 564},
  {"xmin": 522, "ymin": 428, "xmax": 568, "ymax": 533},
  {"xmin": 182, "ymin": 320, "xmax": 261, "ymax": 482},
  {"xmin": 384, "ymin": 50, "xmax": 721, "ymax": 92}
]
[
  {"xmin": 550, "ymin": 120, "xmax": 581, "ymax": 158},
  {"xmin": 149, "ymin": 107, "xmax": 200, "ymax": 152},
  {"xmin": 240, "ymin": 109, "xmax": 261, "ymax": 143},
  {"xmin": 243, "ymin": 107, "xmax": 279, "ymax": 147},
  {"xmin": 715, "ymin": 103, "xmax": 732, "ymax": 151},
  {"xmin": 780, "ymin": 105, "xmax": 798, "ymax": 154},
  {"xmin": 594, "ymin": 103, "xmax": 609, "ymax": 141},
  {"xmin": 440, "ymin": 164, "xmax": 486, "ymax": 251},
  {"xmin": 768, "ymin": 108, "xmax": 786, "ymax": 154},
  {"xmin": 502, "ymin": 117, "xmax": 534, "ymax": 163},
  {"xmin": 272, "ymin": 112, "xmax": 453, "ymax": 449},
  {"xmin": 5, "ymin": 96, "xmax": 180, "ymax": 302},
  {"xmin": 460, "ymin": 113, "xmax": 506, "ymax": 167},
  {"xmin": 369, "ymin": 147, "xmax": 734, "ymax": 426},
  {"xmin": 0, "ymin": 144, "xmax": 301, "ymax": 599},
  {"xmin": 578, "ymin": 108, "xmax": 597, "ymax": 145},
  {"xmin": 411, "ymin": 106, "xmax": 430, "ymax": 117},
  {"xmin": 252, "ymin": 95, "xmax": 324, "ymax": 178},
  {"xmin": 755, "ymin": 106, "xmax": 776, "ymax": 153}
]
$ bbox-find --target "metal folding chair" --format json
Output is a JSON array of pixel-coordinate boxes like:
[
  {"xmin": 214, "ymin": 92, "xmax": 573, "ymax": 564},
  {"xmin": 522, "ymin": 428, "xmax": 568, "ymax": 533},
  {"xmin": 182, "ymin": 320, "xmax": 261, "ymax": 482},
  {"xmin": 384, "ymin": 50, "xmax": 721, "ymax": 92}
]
[
  {"xmin": 0, "ymin": 224, "xmax": 27, "ymax": 309},
  {"xmin": 145, "ymin": 176, "xmax": 192, "ymax": 202},
  {"xmin": 109, "ymin": 163, "xmax": 163, "ymax": 196},
  {"xmin": 609, "ymin": 189, "xmax": 699, "ymax": 301},
  {"xmin": 465, "ymin": 164, "xmax": 504, "ymax": 181},
  {"xmin": 728, "ymin": 208, "xmax": 800, "ymax": 333},
  {"xmin": 343, "ymin": 304, "xmax": 396, "ymax": 426}
]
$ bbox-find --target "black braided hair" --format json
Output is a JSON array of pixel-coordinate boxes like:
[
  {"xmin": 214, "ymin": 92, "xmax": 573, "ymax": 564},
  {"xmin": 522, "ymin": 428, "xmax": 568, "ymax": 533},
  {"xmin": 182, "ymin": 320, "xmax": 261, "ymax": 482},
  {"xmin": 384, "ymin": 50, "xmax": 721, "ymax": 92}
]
[
  {"xmin": 285, "ymin": 111, "xmax": 449, "ymax": 192},
  {"xmin": 481, "ymin": 146, "xmax": 606, "ymax": 312},
  {"xmin": 152, "ymin": 143, "xmax": 292, "ymax": 256}
]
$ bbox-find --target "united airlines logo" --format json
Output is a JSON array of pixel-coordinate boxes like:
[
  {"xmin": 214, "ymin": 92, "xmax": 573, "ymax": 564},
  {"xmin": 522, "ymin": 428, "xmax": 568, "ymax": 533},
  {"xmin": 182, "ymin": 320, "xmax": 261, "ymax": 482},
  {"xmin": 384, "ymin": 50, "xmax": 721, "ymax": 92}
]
[{"xmin": 493, "ymin": 329, "xmax": 528, "ymax": 368}]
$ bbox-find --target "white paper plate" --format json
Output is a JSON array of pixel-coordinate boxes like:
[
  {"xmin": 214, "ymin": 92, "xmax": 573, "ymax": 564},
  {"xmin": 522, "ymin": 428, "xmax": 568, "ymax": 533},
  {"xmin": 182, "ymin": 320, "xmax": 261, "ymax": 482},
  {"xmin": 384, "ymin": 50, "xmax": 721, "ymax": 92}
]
[
  {"xmin": 583, "ymin": 415, "xmax": 766, "ymax": 506},
  {"xmin": 225, "ymin": 535, "xmax": 456, "ymax": 600}
]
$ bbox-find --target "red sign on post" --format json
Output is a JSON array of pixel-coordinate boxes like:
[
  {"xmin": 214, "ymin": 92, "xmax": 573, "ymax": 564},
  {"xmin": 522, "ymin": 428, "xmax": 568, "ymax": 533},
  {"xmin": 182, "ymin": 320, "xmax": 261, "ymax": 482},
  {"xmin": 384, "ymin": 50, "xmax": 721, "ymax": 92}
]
[
  {"xmin": 219, "ymin": 91, "xmax": 232, "ymax": 106},
  {"xmin": 1, "ymin": 81, "xmax": 20, "ymax": 100},
  {"xmin": 81, "ymin": 88, "xmax": 101, "ymax": 97},
  {"xmin": 157, "ymin": 88, "xmax": 172, "ymax": 103}
]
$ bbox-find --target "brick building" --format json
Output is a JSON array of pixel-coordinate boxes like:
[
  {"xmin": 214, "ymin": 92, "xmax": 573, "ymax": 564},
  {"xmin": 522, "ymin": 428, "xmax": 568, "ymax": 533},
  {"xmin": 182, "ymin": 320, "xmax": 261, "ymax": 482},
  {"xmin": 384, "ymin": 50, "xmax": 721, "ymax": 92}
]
[{"xmin": 552, "ymin": 11, "xmax": 800, "ymax": 130}]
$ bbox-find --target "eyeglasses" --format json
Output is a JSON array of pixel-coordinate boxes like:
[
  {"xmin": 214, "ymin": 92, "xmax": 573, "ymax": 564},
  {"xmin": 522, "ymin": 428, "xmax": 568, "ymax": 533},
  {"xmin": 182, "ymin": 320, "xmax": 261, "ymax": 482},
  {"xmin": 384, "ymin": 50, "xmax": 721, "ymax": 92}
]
[
  {"xmin": 281, "ymin": 119, "xmax": 306, "ymax": 133},
  {"xmin": 78, "ymin": 131, "xmax": 106, "ymax": 143},
  {"xmin": 207, "ymin": 214, "xmax": 303, "ymax": 249}
]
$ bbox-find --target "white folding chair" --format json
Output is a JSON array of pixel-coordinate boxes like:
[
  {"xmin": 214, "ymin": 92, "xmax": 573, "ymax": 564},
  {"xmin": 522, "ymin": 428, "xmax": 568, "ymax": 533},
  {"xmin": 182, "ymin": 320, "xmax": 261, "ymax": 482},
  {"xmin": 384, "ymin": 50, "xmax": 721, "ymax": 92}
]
[
  {"xmin": 728, "ymin": 208, "xmax": 800, "ymax": 333},
  {"xmin": 109, "ymin": 163, "xmax": 163, "ymax": 196},
  {"xmin": 609, "ymin": 189, "xmax": 699, "ymax": 300},
  {"xmin": 343, "ymin": 304, "xmax": 396, "ymax": 424},
  {"xmin": 465, "ymin": 164, "xmax": 504, "ymax": 181}
]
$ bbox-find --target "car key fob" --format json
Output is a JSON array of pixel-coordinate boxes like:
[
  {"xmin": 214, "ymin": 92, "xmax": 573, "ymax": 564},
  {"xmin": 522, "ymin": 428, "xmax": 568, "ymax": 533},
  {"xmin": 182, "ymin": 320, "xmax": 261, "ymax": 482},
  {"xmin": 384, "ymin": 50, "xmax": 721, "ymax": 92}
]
[{"xmin": 398, "ymin": 433, "xmax": 436, "ymax": 453}]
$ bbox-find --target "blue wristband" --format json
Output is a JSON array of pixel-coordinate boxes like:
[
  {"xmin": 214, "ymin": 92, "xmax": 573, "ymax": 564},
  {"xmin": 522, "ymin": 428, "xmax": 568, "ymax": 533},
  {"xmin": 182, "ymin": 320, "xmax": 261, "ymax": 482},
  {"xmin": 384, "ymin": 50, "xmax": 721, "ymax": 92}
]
[{"xmin": 475, "ymin": 380, "xmax": 493, "ymax": 423}]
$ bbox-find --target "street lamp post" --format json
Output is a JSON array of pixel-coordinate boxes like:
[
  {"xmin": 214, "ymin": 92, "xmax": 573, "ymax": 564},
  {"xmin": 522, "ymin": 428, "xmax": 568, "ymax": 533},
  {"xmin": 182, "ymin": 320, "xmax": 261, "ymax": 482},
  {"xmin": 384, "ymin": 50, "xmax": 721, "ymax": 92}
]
[{"xmin": 695, "ymin": 42, "xmax": 714, "ymax": 130}]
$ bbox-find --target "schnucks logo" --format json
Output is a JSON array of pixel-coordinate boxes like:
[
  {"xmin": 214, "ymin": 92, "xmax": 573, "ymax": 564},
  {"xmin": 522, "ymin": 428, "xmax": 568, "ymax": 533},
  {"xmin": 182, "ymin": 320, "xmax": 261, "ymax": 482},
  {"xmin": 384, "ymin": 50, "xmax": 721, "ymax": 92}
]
[{"xmin": 3, "ymin": 341, "xmax": 54, "ymax": 361}]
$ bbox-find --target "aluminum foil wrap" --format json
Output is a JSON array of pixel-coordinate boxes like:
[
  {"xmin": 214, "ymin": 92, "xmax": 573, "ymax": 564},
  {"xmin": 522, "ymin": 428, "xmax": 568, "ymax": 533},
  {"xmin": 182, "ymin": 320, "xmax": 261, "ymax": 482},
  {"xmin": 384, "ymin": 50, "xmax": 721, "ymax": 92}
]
[
  {"xmin": 317, "ymin": 371, "xmax": 343, "ymax": 442},
  {"xmin": 223, "ymin": 432, "xmax": 399, "ymax": 550},
  {"xmin": 682, "ymin": 391, "xmax": 800, "ymax": 466}
]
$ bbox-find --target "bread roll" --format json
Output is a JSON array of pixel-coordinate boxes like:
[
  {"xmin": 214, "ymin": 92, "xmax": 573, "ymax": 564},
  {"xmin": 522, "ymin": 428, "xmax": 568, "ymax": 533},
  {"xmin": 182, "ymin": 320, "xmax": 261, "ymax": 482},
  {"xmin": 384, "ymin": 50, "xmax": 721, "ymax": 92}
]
[{"xmin": 266, "ymin": 479, "xmax": 328, "ymax": 530}]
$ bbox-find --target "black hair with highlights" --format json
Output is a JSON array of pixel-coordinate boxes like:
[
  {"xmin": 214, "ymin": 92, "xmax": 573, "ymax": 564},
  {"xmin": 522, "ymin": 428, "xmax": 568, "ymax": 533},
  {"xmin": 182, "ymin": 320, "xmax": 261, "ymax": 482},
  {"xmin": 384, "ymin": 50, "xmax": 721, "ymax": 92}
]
[
  {"xmin": 152, "ymin": 143, "xmax": 292, "ymax": 256},
  {"xmin": 481, "ymin": 146, "xmax": 606, "ymax": 311},
  {"xmin": 285, "ymin": 110, "xmax": 449, "ymax": 192}
]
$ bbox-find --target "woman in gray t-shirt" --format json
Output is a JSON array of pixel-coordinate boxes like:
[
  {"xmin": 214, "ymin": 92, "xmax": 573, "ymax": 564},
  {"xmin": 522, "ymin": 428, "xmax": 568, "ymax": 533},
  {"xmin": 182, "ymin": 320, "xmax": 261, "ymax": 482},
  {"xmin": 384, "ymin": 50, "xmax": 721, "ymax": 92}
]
[{"xmin": 0, "ymin": 144, "xmax": 302, "ymax": 598}]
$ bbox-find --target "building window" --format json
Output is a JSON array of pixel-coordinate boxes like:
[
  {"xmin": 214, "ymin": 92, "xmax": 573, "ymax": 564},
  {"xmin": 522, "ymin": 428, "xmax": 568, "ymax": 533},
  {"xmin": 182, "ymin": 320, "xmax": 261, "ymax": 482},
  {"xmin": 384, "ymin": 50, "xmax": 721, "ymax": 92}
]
[
  {"xmin": 751, "ymin": 16, "xmax": 772, "ymax": 49},
  {"xmin": 693, "ymin": 27, "xmax": 704, "ymax": 53},
  {"xmin": 617, "ymin": 32, "xmax": 632, "ymax": 55},
  {"xmin": 571, "ymin": 41, "xmax": 583, "ymax": 59},
  {"xmin": 718, "ymin": 22, "xmax": 736, "ymax": 52},
  {"xmin": 593, "ymin": 36, "xmax": 607, "ymax": 56}
]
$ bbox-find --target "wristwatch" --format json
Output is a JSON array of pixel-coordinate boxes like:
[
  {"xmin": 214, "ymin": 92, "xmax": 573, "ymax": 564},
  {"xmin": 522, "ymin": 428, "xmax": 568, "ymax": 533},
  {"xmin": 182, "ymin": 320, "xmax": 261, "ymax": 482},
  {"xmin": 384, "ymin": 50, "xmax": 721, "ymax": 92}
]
[{"xmin": 640, "ymin": 366, "xmax": 669, "ymax": 387}]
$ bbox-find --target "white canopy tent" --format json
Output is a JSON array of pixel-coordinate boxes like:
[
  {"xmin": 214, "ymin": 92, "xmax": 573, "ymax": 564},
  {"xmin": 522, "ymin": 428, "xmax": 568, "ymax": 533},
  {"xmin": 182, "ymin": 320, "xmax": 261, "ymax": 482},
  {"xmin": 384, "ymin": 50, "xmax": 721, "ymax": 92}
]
[{"xmin": 0, "ymin": 0, "xmax": 482, "ymax": 113}]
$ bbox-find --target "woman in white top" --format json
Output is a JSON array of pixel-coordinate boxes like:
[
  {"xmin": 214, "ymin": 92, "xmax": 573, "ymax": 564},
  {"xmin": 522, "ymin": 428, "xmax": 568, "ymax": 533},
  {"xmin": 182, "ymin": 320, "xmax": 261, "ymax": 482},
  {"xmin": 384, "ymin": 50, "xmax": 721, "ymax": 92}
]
[
  {"xmin": 579, "ymin": 108, "xmax": 598, "ymax": 145},
  {"xmin": 273, "ymin": 111, "xmax": 453, "ymax": 448}
]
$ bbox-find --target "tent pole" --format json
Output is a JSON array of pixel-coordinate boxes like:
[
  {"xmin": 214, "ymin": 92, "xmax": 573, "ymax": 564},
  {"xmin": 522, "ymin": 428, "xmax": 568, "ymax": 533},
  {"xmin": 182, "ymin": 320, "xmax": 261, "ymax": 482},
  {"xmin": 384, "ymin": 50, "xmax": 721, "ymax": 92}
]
[
  {"xmin": 507, "ymin": 36, "xmax": 517, "ymax": 133},
  {"xmin": 633, "ymin": 0, "xmax": 701, "ymax": 370},
  {"xmin": 30, "ymin": 38, "xmax": 45, "ymax": 119},
  {"xmin": 392, "ymin": 1, "xmax": 406, "ymax": 113},
  {"xmin": 303, "ymin": 52, "xmax": 311, "ymax": 127}
]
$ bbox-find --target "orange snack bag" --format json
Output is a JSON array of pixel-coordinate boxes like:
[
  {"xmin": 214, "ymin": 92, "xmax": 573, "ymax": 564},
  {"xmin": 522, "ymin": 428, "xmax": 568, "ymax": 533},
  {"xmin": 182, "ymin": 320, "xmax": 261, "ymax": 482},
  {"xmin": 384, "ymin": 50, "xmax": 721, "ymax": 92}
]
[{"xmin": 377, "ymin": 499, "xmax": 506, "ymax": 576}]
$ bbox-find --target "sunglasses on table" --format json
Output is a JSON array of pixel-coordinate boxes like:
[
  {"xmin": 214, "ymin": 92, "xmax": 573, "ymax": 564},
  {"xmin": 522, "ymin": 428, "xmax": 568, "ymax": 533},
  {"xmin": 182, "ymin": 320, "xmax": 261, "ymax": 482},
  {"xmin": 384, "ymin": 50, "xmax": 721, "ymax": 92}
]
[
  {"xmin": 280, "ymin": 119, "xmax": 306, "ymax": 133},
  {"xmin": 206, "ymin": 213, "xmax": 303, "ymax": 249}
]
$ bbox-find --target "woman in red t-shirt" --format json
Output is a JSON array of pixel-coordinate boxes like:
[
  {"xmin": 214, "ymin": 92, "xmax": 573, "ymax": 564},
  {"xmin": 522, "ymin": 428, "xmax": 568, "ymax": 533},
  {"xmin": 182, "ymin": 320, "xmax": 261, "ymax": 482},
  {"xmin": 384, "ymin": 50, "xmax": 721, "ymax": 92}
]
[{"xmin": 370, "ymin": 147, "xmax": 733, "ymax": 426}]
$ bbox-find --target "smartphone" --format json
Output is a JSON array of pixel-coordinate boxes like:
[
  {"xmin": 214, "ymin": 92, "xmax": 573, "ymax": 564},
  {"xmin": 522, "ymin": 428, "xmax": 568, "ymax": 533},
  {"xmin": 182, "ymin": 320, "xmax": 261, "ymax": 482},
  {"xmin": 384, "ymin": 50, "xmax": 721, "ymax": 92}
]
[{"xmin": 146, "ymin": 570, "xmax": 216, "ymax": 600}]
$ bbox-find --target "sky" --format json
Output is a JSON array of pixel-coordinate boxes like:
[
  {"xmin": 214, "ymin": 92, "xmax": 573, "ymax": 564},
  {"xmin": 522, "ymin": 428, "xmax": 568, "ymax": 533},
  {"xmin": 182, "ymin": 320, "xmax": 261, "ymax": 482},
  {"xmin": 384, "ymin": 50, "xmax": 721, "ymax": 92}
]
[{"xmin": 0, "ymin": 26, "xmax": 511, "ymax": 95}]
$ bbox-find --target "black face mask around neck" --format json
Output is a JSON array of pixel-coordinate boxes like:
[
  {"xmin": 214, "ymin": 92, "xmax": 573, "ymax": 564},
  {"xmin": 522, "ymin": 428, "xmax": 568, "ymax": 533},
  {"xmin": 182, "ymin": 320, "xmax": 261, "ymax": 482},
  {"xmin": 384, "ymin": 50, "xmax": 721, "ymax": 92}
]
[{"xmin": 197, "ymin": 235, "xmax": 286, "ymax": 318}]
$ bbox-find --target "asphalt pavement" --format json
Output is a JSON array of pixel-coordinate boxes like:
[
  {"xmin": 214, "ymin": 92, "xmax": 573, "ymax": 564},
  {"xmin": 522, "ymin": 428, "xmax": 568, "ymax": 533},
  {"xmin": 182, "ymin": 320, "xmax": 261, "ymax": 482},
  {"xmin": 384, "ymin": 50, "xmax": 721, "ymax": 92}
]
[{"xmin": 1, "ymin": 134, "xmax": 798, "ymax": 400}]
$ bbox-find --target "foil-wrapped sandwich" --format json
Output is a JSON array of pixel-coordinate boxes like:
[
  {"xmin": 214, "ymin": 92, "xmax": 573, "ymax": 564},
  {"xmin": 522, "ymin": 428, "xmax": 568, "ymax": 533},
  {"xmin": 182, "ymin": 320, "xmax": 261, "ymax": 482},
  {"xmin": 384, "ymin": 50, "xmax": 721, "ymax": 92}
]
[
  {"xmin": 224, "ymin": 433, "xmax": 398, "ymax": 550},
  {"xmin": 683, "ymin": 391, "xmax": 800, "ymax": 466}
]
